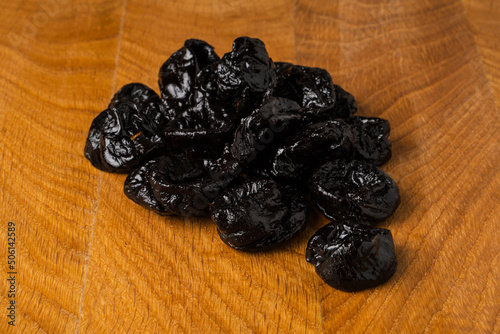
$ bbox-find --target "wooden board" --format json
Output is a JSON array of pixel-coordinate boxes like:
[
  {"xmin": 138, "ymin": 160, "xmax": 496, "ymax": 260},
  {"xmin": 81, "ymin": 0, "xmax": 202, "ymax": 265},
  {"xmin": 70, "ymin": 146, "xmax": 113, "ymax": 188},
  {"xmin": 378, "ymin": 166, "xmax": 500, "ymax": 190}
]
[{"xmin": 0, "ymin": 0, "xmax": 498, "ymax": 332}]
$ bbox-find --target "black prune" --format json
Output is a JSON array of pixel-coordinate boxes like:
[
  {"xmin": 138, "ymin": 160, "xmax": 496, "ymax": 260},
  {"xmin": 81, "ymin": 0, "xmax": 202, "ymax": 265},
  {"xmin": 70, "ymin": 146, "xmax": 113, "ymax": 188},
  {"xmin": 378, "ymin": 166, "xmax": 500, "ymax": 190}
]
[
  {"xmin": 125, "ymin": 152, "xmax": 217, "ymax": 216},
  {"xmin": 108, "ymin": 82, "xmax": 172, "ymax": 117},
  {"xmin": 124, "ymin": 158, "xmax": 167, "ymax": 215},
  {"xmin": 217, "ymin": 37, "xmax": 277, "ymax": 118},
  {"xmin": 163, "ymin": 108, "xmax": 234, "ymax": 160},
  {"xmin": 270, "ymin": 120, "xmax": 356, "ymax": 181},
  {"xmin": 84, "ymin": 110, "xmax": 108, "ymax": 171},
  {"xmin": 309, "ymin": 160, "xmax": 400, "ymax": 226},
  {"xmin": 162, "ymin": 61, "xmax": 239, "ymax": 160},
  {"xmin": 306, "ymin": 223, "xmax": 397, "ymax": 291},
  {"xmin": 346, "ymin": 116, "xmax": 392, "ymax": 166},
  {"xmin": 229, "ymin": 97, "xmax": 304, "ymax": 164},
  {"xmin": 210, "ymin": 177, "xmax": 307, "ymax": 251},
  {"xmin": 331, "ymin": 84, "xmax": 357, "ymax": 119},
  {"xmin": 159, "ymin": 39, "xmax": 220, "ymax": 111},
  {"xmin": 149, "ymin": 163, "xmax": 239, "ymax": 218},
  {"xmin": 84, "ymin": 83, "xmax": 171, "ymax": 173},
  {"xmin": 273, "ymin": 62, "xmax": 336, "ymax": 120}
]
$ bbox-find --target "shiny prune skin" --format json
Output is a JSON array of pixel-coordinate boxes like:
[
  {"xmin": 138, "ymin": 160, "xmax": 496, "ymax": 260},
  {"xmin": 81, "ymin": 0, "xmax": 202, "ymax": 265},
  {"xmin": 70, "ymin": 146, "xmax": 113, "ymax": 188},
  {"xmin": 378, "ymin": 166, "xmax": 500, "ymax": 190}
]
[
  {"xmin": 273, "ymin": 62, "xmax": 336, "ymax": 121},
  {"xmin": 84, "ymin": 83, "xmax": 170, "ymax": 173},
  {"xmin": 163, "ymin": 109, "xmax": 234, "ymax": 160},
  {"xmin": 270, "ymin": 120, "xmax": 356, "ymax": 181},
  {"xmin": 210, "ymin": 177, "xmax": 308, "ymax": 251},
  {"xmin": 108, "ymin": 82, "xmax": 169, "ymax": 115},
  {"xmin": 331, "ymin": 84, "xmax": 357, "ymax": 119},
  {"xmin": 125, "ymin": 153, "xmax": 216, "ymax": 216},
  {"xmin": 85, "ymin": 83, "xmax": 162, "ymax": 171},
  {"xmin": 159, "ymin": 39, "xmax": 220, "ymax": 111},
  {"xmin": 149, "ymin": 155, "xmax": 241, "ymax": 217},
  {"xmin": 346, "ymin": 116, "xmax": 392, "ymax": 166},
  {"xmin": 84, "ymin": 110, "xmax": 108, "ymax": 171},
  {"xmin": 163, "ymin": 62, "xmax": 239, "ymax": 160},
  {"xmin": 217, "ymin": 37, "xmax": 277, "ymax": 118},
  {"xmin": 124, "ymin": 159, "xmax": 167, "ymax": 215},
  {"xmin": 229, "ymin": 97, "xmax": 304, "ymax": 165},
  {"xmin": 309, "ymin": 160, "xmax": 400, "ymax": 226},
  {"xmin": 100, "ymin": 102, "xmax": 164, "ymax": 171},
  {"xmin": 306, "ymin": 223, "xmax": 397, "ymax": 291}
]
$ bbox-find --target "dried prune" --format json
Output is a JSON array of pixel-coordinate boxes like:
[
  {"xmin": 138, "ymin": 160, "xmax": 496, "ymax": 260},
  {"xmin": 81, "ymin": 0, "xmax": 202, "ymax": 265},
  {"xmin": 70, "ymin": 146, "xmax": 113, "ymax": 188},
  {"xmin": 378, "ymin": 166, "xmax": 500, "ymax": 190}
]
[
  {"xmin": 125, "ymin": 150, "xmax": 233, "ymax": 217},
  {"xmin": 309, "ymin": 160, "xmax": 400, "ymax": 226},
  {"xmin": 346, "ymin": 116, "xmax": 391, "ymax": 166},
  {"xmin": 162, "ymin": 61, "xmax": 239, "ymax": 160},
  {"xmin": 149, "ymin": 162, "xmax": 240, "ymax": 217},
  {"xmin": 163, "ymin": 108, "xmax": 234, "ymax": 160},
  {"xmin": 229, "ymin": 97, "xmax": 304, "ymax": 164},
  {"xmin": 84, "ymin": 83, "xmax": 171, "ymax": 173},
  {"xmin": 124, "ymin": 158, "xmax": 167, "ymax": 215},
  {"xmin": 124, "ymin": 152, "xmax": 215, "ymax": 215},
  {"xmin": 210, "ymin": 177, "xmax": 307, "ymax": 251},
  {"xmin": 84, "ymin": 110, "xmax": 108, "ymax": 171},
  {"xmin": 306, "ymin": 223, "xmax": 397, "ymax": 291},
  {"xmin": 270, "ymin": 120, "xmax": 356, "ymax": 181},
  {"xmin": 331, "ymin": 84, "xmax": 357, "ymax": 119},
  {"xmin": 159, "ymin": 39, "xmax": 220, "ymax": 111},
  {"xmin": 217, "ymin": 37, "xmax": 276, "ymax": 118},
  {"xmin": 273, "ymin": 62, "xmax": 336, "ymax": 121}
]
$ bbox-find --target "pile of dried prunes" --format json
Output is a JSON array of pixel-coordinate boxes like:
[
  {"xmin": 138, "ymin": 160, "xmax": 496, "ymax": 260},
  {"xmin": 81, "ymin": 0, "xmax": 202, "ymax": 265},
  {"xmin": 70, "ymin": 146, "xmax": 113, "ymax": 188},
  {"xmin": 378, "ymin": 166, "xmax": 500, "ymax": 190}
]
[{"xmin": 84, "ymin": 37, "xmax": 400, "ymax": 291}]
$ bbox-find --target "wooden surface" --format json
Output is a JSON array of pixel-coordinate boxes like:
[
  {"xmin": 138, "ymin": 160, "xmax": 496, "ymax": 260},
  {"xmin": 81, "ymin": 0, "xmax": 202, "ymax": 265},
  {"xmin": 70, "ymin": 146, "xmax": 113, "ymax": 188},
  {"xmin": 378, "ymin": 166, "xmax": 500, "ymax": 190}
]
[{"xmin": 0, "ymin": 0, "xmax": 499, "ymax": 333}]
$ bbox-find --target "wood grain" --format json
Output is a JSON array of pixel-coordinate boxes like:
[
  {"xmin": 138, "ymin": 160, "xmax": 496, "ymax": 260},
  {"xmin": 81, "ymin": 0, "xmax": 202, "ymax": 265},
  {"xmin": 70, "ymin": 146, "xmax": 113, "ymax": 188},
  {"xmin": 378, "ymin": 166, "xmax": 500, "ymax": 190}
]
[
  {"xmin": 462, "ymin": 0, "xmax": 500, "ymax": 105},
  {"xmin": 0, "ymin": 1, "xmax": 124, "ymax": 333},
  {"xmin": 292, "ymin": 0, "xmax": 500, "ymax": 332},
  {"xmin": 0, "ymin": 0, "xmax": 498, "ymax": 333}
]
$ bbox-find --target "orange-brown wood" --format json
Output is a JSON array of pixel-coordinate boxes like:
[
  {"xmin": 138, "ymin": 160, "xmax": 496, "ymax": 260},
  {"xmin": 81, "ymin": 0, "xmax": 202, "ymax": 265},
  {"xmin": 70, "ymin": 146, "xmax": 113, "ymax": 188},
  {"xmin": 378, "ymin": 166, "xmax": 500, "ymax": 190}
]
[
  {"xmin": 0, "ymin": 0, "xmax": 498, "ymax": 333},
  {"xmin": 463, "ymin": 0, "xmax": 500, "ymax": 106},
  {"xmin": 0, "ymin": 0, "xmax": 124, "ymax": 332}
]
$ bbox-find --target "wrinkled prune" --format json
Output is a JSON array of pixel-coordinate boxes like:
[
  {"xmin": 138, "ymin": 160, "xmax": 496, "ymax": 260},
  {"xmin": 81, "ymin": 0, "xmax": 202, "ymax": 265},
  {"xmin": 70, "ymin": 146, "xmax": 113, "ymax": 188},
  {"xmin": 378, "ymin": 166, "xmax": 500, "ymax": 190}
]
[
  {"xmin": 346, "ymin": 116, "xmax": 391, "ymax": 166},
  {"xmin": 124, "ymin": 158, "xmax": 167, "ymax": 215},
  {"xmin": 306, "ymin": 223, "xmax": 397, "ymax": 291},
  {"xmin": 124, "ymin": 153, "xmax": 215, "ymax": 215},
  {"xmin": 211, "ymin": 177, "xmax": 307, "ymax": 251},
  {"xmin": 331, "ymin": 84, "xmax": 357, "ymax": 119},
  {"xmin": 229, "ymin": 97, "xmax": 304, "ymax": 164},
  {"xmin": 270, "ymin": 120, "xmax": 356, "ymax": 181},
  {"xmin": 309, "ymin": 160, "xmax": 400, "ymax": 226},
  {"xmin": 273, "ymin": 62, "xmax": 336, "ymax": 120},
  {"xmin": 163, "ymin": 109, "xmax": 234, "ymax": 160},
  {"xmin": 159, "ymin": 39, "xmax": 220, "ymax": 111},
  {"xmin": 217, "ymin": 37, "xmax": 276, "ymax": 117},
  {"xmin": 149, "ymin": 156, "xmax": 241, "ymax": 217},
  {"xmin": 84, "ymin": 110, "xmax": 108, "ymax": 171},
  {"xmin": 84, "ymin": 83, "xmax": 171, "ymax": 173},
  {"xmin": 162, "ymin": 61, "xmax": 238, "ymax": 160}
]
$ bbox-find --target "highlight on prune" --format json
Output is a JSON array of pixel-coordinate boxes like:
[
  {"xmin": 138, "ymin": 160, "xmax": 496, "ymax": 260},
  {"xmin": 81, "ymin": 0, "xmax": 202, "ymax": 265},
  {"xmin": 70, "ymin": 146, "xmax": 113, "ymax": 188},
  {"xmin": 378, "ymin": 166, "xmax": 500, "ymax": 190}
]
[
  {"xmin": 84, "ymin": 36, "xmax": 403, "ymax": 293},
  {"xmin": 331, "ymin": 84, "xmax": 357, "ymax": 118},
  {"xmin": 273, "ymin": 62, "xmax": 336, "ymax": 120},
  {"xmin": 306, "ymin": 223, "xmax": 397, "ymax": 291},
  {"xmin": 269, "ymin": 119, "xmax": 355, "ymax": 182},
  {"xmin": 124, "ymin": 152, "xmax": 215, "ymax": 216},
  {"xmin": 229, "ymin": 97, "xmax": 303, "ymax": 164},
  {"xmin": 347, "ymin": 116, "xmax": 392, "ymax": 166},
  {"xmin": 210, "ymin": 177, "xmax": 307, "ymax": 251},
  {"xmin": 84, "ymin": 83, "xmax": 171, "ymax": 173},
  {"xmin": 159, "ymin": 39, "xmax": 220, "ymax": 111},
  {"xmin": 309, "ymin": 159, "xmax": 400, "ymax": 226},
  {"xmin": 217, "ymin": 37, "xmax": 276, "ymax": 118},
  {"xmin": 124, "ymin": 158, "xmax": 168, "ymax": 215}
]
